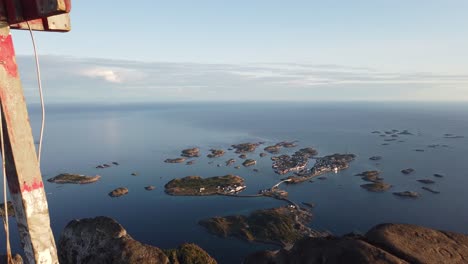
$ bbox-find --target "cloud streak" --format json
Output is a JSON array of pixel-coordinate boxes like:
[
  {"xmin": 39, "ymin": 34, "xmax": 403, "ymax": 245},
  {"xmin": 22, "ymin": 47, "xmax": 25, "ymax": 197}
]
[{"xmin": 15, "ymin": 55, "xmax": 468, "ymax": 103}]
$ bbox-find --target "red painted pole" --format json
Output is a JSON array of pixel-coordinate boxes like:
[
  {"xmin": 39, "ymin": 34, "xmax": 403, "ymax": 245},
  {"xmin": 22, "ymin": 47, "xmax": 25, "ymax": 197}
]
[{"xmin": 0, "ymin": 21, "xmax": 58, "ymax": 264}]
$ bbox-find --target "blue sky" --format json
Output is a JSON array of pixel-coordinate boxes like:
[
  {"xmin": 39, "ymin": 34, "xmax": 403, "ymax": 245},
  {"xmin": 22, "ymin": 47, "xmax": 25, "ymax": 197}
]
[{"xmin": 10, "ymin": 1, "xmax": 468, "ymax": 103}]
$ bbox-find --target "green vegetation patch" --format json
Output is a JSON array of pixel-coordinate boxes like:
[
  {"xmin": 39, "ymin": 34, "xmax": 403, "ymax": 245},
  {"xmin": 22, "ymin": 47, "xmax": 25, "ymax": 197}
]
[
  {"xmin": 164, "ymin": 243, "xmax": 217, "ymax": 264},
  {"xmin": 199, "ymin": 207, "xmax": 312, "ymax": 246},
  {"xmin": 165, "ymin": 175, "xmax": 244, "ymax": 196}
]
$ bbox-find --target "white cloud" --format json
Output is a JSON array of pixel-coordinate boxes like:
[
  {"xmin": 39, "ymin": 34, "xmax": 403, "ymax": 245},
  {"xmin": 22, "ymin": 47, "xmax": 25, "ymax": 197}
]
[
  {"xmin": 81, "ymin": 68, "xmax": 122, "ymax": 83},
  {"xmin": 80, "ymin": 67, "xmax": 146, "ymax": 84}
]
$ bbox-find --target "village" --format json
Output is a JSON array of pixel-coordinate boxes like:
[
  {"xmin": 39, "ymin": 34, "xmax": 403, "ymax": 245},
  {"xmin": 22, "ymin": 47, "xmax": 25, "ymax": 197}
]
[
  {"xmin": 272, "ymin": 154, "xmax": 309, "ymax": 175},
  {"xmin": 258, "ymin": 186, "xmax": 289, "ymax": 199},
  {"xmin": 285, "ymin": 153, "xmax": 356, "ymax": 183},
  {"xmin": 215, "ymin": 184, "xmax": 246, "ymax": 194}
]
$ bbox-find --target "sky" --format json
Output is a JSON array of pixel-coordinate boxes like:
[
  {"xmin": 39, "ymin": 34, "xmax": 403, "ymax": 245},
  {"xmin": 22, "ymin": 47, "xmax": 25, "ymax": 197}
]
[{"xmin": 9, "ymin": 0, "xmax": 468, "ymax": 103}]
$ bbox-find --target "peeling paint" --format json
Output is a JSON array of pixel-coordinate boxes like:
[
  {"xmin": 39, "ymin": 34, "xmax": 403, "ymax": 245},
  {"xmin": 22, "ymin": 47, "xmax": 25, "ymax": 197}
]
[
  {"xmin": 23, "ymin": 188, "xmax": 48, "ymax": 218},
  {"xmin": 21, "ymin": 178, "xmax": 44, "ymax": 193},
  {"xmin": 0, "ymin": 34, "xmax": 18, "ymax": 77},
  {"xmin": 37, "ymin": 248, "xmax": 53, "ymax": 264}
]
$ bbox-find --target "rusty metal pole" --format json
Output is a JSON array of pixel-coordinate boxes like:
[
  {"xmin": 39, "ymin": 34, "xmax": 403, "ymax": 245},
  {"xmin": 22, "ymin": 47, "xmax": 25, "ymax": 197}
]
[{"xmin": 0, "ymin": 21, "xmax": 58, "ymax": 264}]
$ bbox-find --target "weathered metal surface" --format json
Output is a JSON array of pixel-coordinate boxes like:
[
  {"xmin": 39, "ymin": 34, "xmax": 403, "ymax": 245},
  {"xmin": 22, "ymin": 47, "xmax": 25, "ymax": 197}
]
[
  {"xmin": 0, "ymin": 22, "xmax": 58, "ymax": 264},
  {"xmin": 10, "ymin": 13, "xmax": 70, "ymax": 32},
  {"xmin": 0, "ymin": 0, "xmax": 71, "ymax": 24},
  {"xmin": 20, "ymin": 0, "xmax": 70, "ymax": 19},
  {"xmin": 2, "ymin": 0, "xmax": 25, "ymax": 23},
  {"xmin": 0, "ymin": 1, "xmax": 7, "ymax": 21}
]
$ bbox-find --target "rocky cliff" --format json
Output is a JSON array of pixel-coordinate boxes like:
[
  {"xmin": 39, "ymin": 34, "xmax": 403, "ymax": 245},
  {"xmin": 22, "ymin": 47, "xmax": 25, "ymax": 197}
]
[{"xmin": 244, "ymin": 223, "xmax": 468, "ymax": 264}]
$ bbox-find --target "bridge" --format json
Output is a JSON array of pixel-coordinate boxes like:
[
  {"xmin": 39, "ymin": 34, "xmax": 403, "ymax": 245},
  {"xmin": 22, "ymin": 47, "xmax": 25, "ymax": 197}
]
[{"xmin": 271, "ymin": 178, "xmax": 292, "ymax": 189}]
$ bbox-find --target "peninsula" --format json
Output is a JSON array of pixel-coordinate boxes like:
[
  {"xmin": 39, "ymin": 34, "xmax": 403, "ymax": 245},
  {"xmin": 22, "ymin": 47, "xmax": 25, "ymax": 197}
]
[{"xmin": 199, "ymin": 206, "xmax": 324, "ymax": 247}]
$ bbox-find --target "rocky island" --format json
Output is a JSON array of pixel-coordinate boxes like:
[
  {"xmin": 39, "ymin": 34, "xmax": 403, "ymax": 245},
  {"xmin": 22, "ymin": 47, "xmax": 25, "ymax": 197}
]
[
  {"xmin": 417, "ymin": 179, "xmax": 435, "ymax": 184},
  {"xmin": 444, "ymin": 134, "xmax": 464, "ymax": 139},
  {"xmin": 144, "ymin": 186, "xmax": 156, "ymax": 191},
  {"xmin": 277, "ymin": 141, "xmax": 298, "ymax": 148},
  {"xmin": 296, "ymin": 147, "xmax": 319, "ymax": 157},
  {"xmin": 361, "ymin": 182, "xmax": 392, "ymax": 192},
  {"xmin": 207, "ymin": 149, "xmax": 225, "ymax": 158},
  {"xmin": 47, "ymin": 173, "xmax": 101, "ymax": 184},
  {"xmin": 356, "ymin": 171, "xmax": 383, "ymax": 182},
  {"xmin": 231, "ymin": 142, "xmax": 261, "ymax": 153},
  {"xmin": 225, "ymin": 158, "xmax": 236, "ymax": 166},
  {"xmin": 164, "ymin": 158, "xmax": 186, "ymax": 163},
  {"xmin": 393, "ymin": 191, "xmax": 420, "ymax": 198},
  {"xmin": 264, "ymin": 145, "xmax": 281, "ymax": 154},
  {"xmin": 401, "ymin": 168, "xmax": 415, "ymax": 174},
  {"xmin": 264, "ymin": 141, "xmax": 299, "ymax": 154},
  {"xmin": 181, "ymin": 147, "xmax": 200, "ymax": 158},
  {"xmin": 109, "ymin": 187, "xmax": 129, "ymax": 197},
  {"xmin": 164, "ymin": 175, "xmax": 246, "ymax": 196},
  {"xmin": 199, "ymin": 206, "xmax": 324, "ymax": 247},
  {"xmin": 398, "ymin": 129, "xmax": 414, "ymax": 135},
  {"xmin": 242, "ymin": 159, "xmax": 257, "ymax": 167},
  {"xmin": 422, "ymin": 186, "xmax": 440, "ymax": 194}
]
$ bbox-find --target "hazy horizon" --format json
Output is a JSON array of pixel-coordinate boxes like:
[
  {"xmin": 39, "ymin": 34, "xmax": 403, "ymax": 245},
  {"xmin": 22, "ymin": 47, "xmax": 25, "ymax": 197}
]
[
  {"xmin": 9, "ymin": 1, "xmax": 468, "ymax": 104},
  {"xmin": 16, "ymin": 55, "xmax": 468, "ymax": 104}
]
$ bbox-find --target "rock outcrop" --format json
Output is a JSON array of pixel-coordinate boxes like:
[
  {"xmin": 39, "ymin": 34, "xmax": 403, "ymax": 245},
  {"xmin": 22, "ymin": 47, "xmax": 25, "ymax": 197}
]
[
  {"xmin": 58, "ymin": 216, "xmax": 217, "ymax": 264},
  {"xmin": 245, "ymin": 223, "xmax": 468, "ymax": 264}
]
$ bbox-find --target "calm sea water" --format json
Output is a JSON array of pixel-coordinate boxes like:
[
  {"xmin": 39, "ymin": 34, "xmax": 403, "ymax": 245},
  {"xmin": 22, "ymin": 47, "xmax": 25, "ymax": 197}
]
[{"xmin": 2, "ymin": 102, "xmax": 468, "ymax": 263}]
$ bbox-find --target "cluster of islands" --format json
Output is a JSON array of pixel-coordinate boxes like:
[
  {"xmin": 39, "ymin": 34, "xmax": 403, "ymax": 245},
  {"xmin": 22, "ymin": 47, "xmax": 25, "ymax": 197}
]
[
  {"xmin": 47, "ymin": 128, "xmax": 457, "ymax": 209},
  {"xmin": 17, "ymin": 128, "xmax": 464, "ymax": 263},
  {"xmin": 46, "ymin": 131, "xmax": 454, "ymax": 234}
]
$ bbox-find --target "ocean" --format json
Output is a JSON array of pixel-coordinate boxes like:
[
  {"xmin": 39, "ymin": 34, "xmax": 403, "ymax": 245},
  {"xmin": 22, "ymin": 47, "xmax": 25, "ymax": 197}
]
[{"xmin": 2, "ymin": 102, "xmax": 468, "ymax": 263}]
